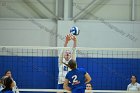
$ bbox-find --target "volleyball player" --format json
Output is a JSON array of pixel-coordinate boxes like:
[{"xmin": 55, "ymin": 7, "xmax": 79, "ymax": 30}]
[
  {"xmin": 0, "ymin": 76, "xmax": 15, "ymax": 93},
  {"xmin": 63, "ymin": 59, "xmax": 91, "ymax": 93},
  {"xmin": 57, "ymin": 34, "xmax": 77, "ymax": 93}
]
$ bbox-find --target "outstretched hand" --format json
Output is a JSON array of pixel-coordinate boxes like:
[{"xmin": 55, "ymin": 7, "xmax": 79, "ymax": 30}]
[
  {"xmin": 64, "ymin": 34, "xmax": 77, "ymax": 47},
  {"xmin": 65, "ymin": 34, "xmax": 72, "ymax": 42},
  {"xmin": 71, "ymin": 35, "xmax": 77, "ymax": 42}
]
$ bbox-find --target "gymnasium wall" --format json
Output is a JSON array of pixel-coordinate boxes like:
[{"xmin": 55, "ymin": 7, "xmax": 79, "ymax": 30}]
[
  {"xmin": 0, "ymin": 19, "xmax": 57, "ymax": 46},
  {"xmin": 0, "ymin": 19, "xmax": 140, "ymax": 48},
  {"xmin": 57, "ymin": 20, "xmax": 140, "ymax": 48}
]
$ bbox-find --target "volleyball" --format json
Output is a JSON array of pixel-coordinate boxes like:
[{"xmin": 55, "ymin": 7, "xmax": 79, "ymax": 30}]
[{"xmin": 70, "ymin": 26, "xmax": 80, "ymax": 36}]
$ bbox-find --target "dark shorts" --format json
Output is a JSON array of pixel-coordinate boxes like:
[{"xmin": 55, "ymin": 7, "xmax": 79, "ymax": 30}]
[{"xmin": 72, "ymin": 88, "xmax": 85, "ymax": 93}]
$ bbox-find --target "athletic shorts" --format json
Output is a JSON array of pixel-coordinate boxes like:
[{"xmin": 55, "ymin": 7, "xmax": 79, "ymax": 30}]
[{"xmin": 72, "ymin": 88, "xmax": 85, "ymax": 93}]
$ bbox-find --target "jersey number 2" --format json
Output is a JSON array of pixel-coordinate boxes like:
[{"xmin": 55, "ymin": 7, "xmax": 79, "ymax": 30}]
[{"xmin": 72, "ymin": 75, "xmax": 78, "ymax": 82}]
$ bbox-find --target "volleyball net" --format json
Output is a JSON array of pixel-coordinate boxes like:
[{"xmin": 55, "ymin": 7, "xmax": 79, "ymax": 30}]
[{"xmin": 0, "ymin": 46, "xmax": 140, "ymax": 92}]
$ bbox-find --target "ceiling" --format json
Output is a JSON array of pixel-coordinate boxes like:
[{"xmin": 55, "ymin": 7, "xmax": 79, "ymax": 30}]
[{"xmin": 0, "ymin": 0, "xmax": 140, "ymax": 21}]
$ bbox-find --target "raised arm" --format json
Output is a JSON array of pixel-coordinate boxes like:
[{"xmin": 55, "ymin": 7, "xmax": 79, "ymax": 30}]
[
  {"xmin": 71, "ymin": 35, "xmax": 77, "ymax": 60},
  {"xmin": 58, "ymin": 49, "xmax": 64, "ymax": 64},
  {"xmin": 59, "ymin": 34, "xmax": 71, "ymax": 64},
  {"xmin": 64, "ymin": 34, "xmax": 71, "ymax": 47}
]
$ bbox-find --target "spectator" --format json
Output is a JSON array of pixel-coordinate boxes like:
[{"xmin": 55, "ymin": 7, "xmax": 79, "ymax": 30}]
[
  {"xmin": 86, "ymin": 83, "xmax": 93, "ymax": 93},
  {"xmin": 127, "ymin": 75, "xmax": 140, "ymax": 91}
]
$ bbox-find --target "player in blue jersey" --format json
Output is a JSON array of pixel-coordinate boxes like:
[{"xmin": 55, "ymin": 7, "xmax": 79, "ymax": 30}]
[{"xmin": 63, "ymin": 59, "xmax": 91, "ymax": 93}]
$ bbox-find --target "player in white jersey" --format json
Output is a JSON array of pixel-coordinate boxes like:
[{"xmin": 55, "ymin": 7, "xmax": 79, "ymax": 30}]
[
  {"xmin": 127, "ymin": 75, "xmax": 140, "ymax": 91},
  {"xmin": 57, "ymin": 34, "xmax": 77, "ymax": 93}
]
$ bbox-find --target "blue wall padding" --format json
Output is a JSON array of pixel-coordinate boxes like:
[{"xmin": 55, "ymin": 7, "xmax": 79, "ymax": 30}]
[{"xmin": 0, "ymin": 56, "xmax": 140, "ymax": 91}]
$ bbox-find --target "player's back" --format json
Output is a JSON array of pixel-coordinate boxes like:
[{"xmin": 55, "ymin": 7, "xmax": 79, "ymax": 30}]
[{"xmin": 66, "ymin": 68, "xmax": 86, "ymax": 90}]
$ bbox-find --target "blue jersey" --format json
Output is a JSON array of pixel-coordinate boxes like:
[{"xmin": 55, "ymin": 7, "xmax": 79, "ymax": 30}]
[{"xmin": 65, "ymin": 68, "xmax": 87, "ymax": 90}]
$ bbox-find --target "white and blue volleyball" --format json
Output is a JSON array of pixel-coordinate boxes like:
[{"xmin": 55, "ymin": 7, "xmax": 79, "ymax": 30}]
[{"xmin": 70, "ymin": 26, "xmax": 80, "ymax": 36}]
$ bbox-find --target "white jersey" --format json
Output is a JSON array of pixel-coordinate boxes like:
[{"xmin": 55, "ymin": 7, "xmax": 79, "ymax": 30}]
[
  {"xmin": 58, "ymin": 48, "xmax": 76, "ymax": 84},
  {"xmin": 127, "ymin": 82, "xmax": 140, "ymax": 91},
  {"xmin": 58, "ymin": 58, "xmax": 71, "ymax": 84}
]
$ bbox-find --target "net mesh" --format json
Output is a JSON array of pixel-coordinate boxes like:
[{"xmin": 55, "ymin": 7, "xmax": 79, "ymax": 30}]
[{"xmin": 0, "ymin": 46, "xmax": 140, "ymax": 92}]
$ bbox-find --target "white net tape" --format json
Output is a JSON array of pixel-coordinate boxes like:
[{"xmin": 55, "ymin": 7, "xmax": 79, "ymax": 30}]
[
  {"xmin": 13, "ymin": 89, "xmax": 140, "ymax": 93},
  {"xmin": 0, "ymin": 46, "xmax": 140, "ymax": 51}
]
